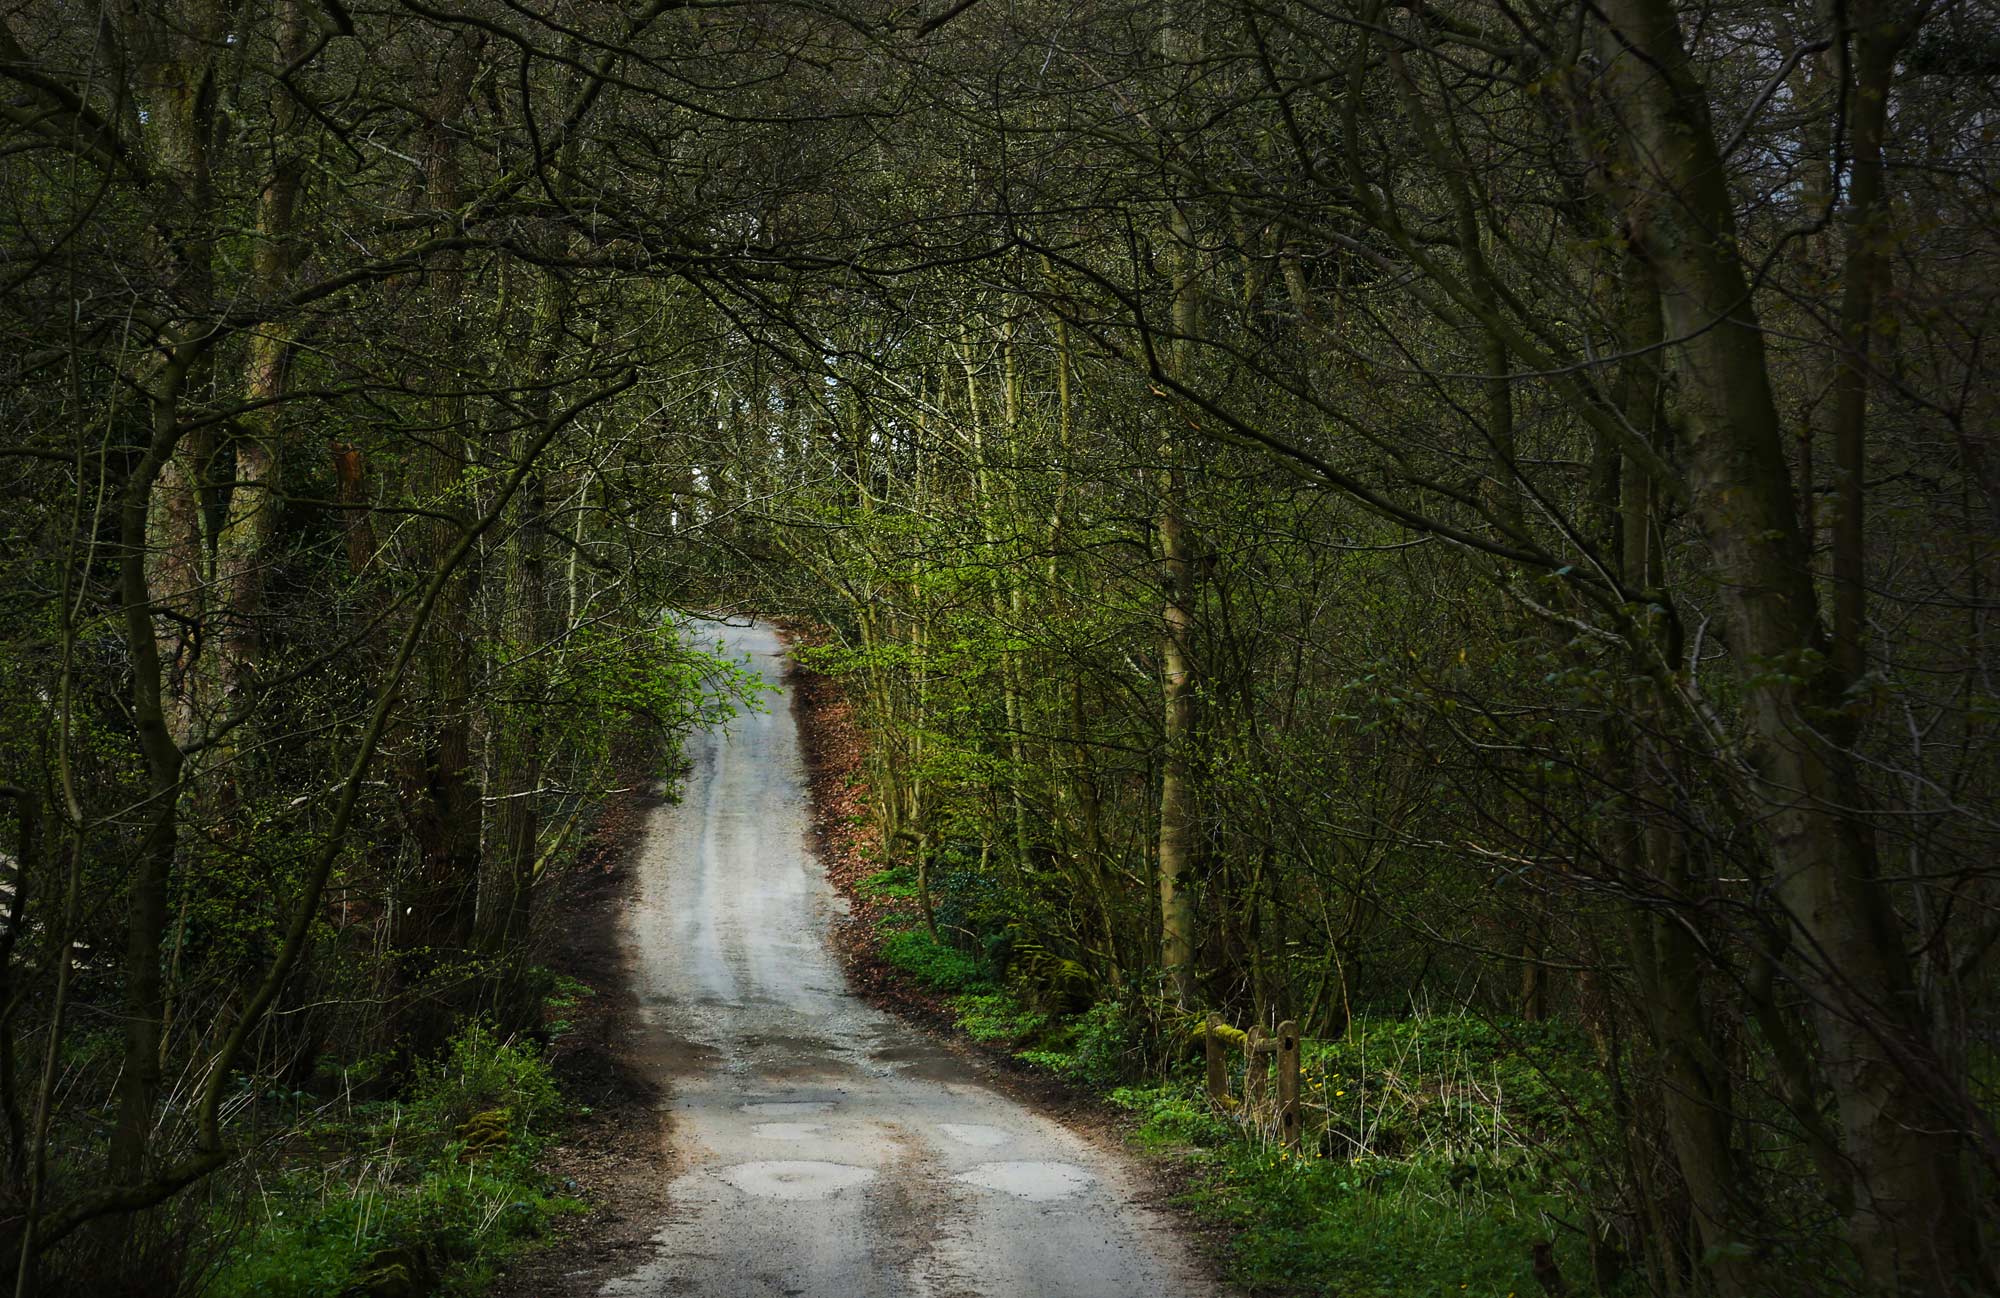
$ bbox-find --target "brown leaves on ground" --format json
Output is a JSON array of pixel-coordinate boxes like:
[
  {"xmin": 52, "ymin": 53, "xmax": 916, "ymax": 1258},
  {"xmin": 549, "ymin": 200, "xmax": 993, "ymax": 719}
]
[{"xmin": 777, "ymin": 622, "xmax": 964, "ymax": 1032}]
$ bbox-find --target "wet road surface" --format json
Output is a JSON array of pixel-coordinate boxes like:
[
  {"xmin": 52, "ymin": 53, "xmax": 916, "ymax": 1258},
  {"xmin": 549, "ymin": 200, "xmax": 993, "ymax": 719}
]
[{"xmin": 601, "ymin": 621, "xmax": 1224, "ymax": 1298}]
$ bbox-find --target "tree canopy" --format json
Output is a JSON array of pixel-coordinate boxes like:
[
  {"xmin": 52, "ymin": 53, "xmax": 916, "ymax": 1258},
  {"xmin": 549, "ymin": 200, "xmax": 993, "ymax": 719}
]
[{"xmin": 2, "ymin": 0, "xmax": 1997, "ymax": 1293}]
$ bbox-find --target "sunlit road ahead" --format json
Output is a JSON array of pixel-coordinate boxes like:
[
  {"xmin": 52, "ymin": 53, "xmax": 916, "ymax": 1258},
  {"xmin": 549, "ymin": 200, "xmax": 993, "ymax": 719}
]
[{"xmin": 601, "ymin": 620, "xmax": 1224, "ymax": 1298}]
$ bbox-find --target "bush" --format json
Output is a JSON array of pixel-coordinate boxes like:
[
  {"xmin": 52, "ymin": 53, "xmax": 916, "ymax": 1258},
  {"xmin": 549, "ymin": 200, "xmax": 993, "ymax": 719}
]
[{"xmin": 1055, "ymin": 1001, "xmax": 1143, "ymax": 1085}]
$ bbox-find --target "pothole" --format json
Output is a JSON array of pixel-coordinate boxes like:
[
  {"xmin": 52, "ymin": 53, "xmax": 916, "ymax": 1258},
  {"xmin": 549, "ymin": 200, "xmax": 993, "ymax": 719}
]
[
  {"xmin": 937, "ymin": 1123, "xmax": 1009, "ymax": 1148},
  {"xmin": 738, "ymin": 1100, "xmax": 835, "ymax": 1117},
  {"xmin": 953, "ymin": 1160, "xmax": 1094, "ymax": 1201},
  {"xmin": 750, "ymin": 1121, "xmax": 829, "ymax": 1140},
  {"xmin": 719, "ymin": 1160, "xmax": 876, "ymax": 1200}
]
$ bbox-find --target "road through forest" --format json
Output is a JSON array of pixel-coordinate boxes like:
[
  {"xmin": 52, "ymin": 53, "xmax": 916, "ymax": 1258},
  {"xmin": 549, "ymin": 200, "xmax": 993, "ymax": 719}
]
[{"xmin": 600, "ymin": 621, "xmax": 1224, "ymax": 1298}]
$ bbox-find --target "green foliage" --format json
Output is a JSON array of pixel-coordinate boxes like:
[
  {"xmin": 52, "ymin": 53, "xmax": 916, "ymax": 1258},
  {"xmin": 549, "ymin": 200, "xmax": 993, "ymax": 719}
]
[
  {"xmin": 876, "ymin": 926, "xmax": 992, "ymax": 993},
  {"xmin": 1183, "ymin": 1144, "xmax": 1609, "ymax": 1298},
  {"xmin": 1111, "ymin": 1015, "xmax": 1626, "ymax": 1298},
  {"xmin": 1014, "ymin": 1001, "xmax": 1142, "ymax": 1086},
  {"xmin": 542, "ymin": 621, "xmax": 771, "ymax": 783},
  {"xmin": 207, "ymin": 1024, "xmax": 577, "ymax": 1298},
  {"xmin": 949, "ymin": 984, "xmax": 1141, "ymax": 1087},
  {"xmin": 541, "ymin": 972, "xmax": 595, "ymax": 1041},
  {"xmin": 1110, "ymin": 1083, "xmax": 1236, "ymax": 1149},
  {"xmin": 951, "ymin": 990, "xmax": 1047, "ymax": 1043},
  {"xmin": 407, "ymin": 1022, "xmax": 561, "ymax": 1150},
  {"xmin": 1302, "ymin": 1016, "xmax": 1609, "ymax": 1160},
  {"xmin": 208, "ymin": 1163, "xmax": 577, "ymax": 1298},
  {"xmin": 857, "ymin": 865, "xmax": 921, "ymax": 900}
]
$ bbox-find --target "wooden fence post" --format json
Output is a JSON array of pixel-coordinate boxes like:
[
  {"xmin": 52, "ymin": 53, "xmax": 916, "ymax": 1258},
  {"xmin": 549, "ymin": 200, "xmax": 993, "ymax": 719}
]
[
  {"xmin": 1205, "ymin": 1012, "xmax": 1226, "ymax": 1103},
  {"xmin": 1276, "ymin": 1019, "xmax": 1301, "ymax": 1150}
]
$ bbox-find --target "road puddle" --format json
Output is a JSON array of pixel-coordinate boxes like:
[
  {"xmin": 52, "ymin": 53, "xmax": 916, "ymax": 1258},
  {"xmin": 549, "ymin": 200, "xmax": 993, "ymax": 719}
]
[
  {"xmin": 719, "ymin": 1160, "xmax": 876, "ymax": 1200},
  {"xmin": 953, "ymin": 1160, "xmax": 1094, "ymax": 1201},
  {"xmin": 937, "ymin": 1123, "xmax": 1009, "ymax": 1148},
  {"xmin": 751, "ymin": 1121, "xmax": 829, "ymax": 1140}
]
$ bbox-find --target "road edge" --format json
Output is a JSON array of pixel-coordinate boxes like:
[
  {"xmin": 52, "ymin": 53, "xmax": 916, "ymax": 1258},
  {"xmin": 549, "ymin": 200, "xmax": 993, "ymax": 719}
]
[
  {"xmin": 484, "ymin": 729, "xmax": 677, "ymax": 1297},
  {"xmin": 775, "ymin": 622, "xmax": 1246, "ymax": 1293}
]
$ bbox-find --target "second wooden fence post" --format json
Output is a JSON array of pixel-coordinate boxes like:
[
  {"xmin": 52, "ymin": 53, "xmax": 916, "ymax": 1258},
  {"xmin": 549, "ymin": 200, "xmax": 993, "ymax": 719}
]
[{"xmin": 1276, "ymin": 1019, "xmax": 1300, "ymax": 1150}]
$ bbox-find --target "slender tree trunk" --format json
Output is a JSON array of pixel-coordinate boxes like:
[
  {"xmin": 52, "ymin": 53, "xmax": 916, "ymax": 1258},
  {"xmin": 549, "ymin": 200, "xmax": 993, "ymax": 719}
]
[
  {"xmin": 1827, "ymin": 1, "xmax": 1903, "ymax": 687},
  {"xmin": 1157, "ymin": 203, "xmax": 1201, "ymax": 1008},
  {"xmin": 390, "ymin": 32, "xmax": 484, "ymax": 1052},
  {"xmin": 1625, "ymin": 737, "xmax": 1762, "ymax": 1297},
  {"xmin": 998, "ymin": 323, "xmax": 1031, "ymax": 869},
  {"xmin": 120, "ymin": 3, "xmax": 221, "ymax": 1152},
  {"xmin": 114, "ymin": 345, "xmax": 197, "ymax": 1183},
  {"xmin": 485, "ymin": 238, "xmax": 577, "ymax": 996},
  {"xmin": 210, "ymin": 0, "xmax": 308, "ymax": 750},
  {"xmin": 491, "ymin": 443, "xmax": 549, "ymax": 963}
]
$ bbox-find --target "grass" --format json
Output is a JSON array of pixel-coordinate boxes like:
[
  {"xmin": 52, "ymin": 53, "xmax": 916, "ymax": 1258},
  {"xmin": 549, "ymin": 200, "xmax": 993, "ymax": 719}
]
[
  {"xmin": 1180, "ymin": 1137, "xmax": 1586, "ymax": 1298},
  {"xmin": 208, "ymin": 1023, "xmax": 581, "ymax": 1298},
  {"xmin": 1107, "ymin": 1015, "xmax": 1629, "ymax": 1297},
  {"xmin": 856, "ymin": 864, "xmax": 922, "ymax": 901},
  {"xmin": 952, "ymin": 989, "xmax": 1045, "ymax": 1041},
  {"xmin": 869, "ymin": 909, "xmax": 1130, "ymax": 1086},
  {"xmin": 876, "ymin": 925, "xmax": 991, "ymax": 992}
]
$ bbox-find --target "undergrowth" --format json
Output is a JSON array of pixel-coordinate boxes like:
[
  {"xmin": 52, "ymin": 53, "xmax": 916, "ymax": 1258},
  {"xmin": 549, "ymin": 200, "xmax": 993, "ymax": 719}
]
[
  {"xmin": 876, "ymin": 926, "xmax": 990, "ymax": 992},
  {"xmin": 1108, "ymin": 1016, "xmax": 1628, "ymax": 1297},
  {"xmin": 859, "ymin": 868, "xmax": 1626, "ymax": 1295},
  {"xmin": 208, "ymin": 1023, "xmax": 580, "ymax": 1298}
]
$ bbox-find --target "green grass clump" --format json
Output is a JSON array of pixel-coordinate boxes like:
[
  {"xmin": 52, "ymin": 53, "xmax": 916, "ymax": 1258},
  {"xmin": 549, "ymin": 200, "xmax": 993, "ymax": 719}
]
[
  {"xmin": 209, "ymin": 1024, "xmax": 579, "ymax": 1298},
  {"xmin": 876, "ymin": 926, "xmax": 992, "ymax": 992},
  {"xmin": 857, "ymin": 865, "xmax": 922, "ymax": 900},
  {"xmin": 1014, "ymin": 1001, "xmax": 1141, "ymax": 1086},
  {"xmin": 1111, "ymin": 1082, "xmax": 1235, "ymax": 1149},
  {"xmin": 407, "ymin": 1021, "xmax": 562, "ymax": 1140},
  {"xmin": 952, "ymin": 990, "xmax": 1047, "ymax": 1043},
  {"xmin": 1301, "ymin": 1015, "xmax": 1608, "ymax": 1163},
  {"xmin": 1188, "ymin": 1143, "xmax": 1597, "ymax": 1298},
  {"xmin": 950, "ymin": 986, "xmax": 1138, "ymax": 1089}
]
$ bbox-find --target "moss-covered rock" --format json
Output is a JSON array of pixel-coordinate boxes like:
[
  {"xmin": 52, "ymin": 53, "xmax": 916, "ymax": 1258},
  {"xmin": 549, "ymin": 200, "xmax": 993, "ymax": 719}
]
[
  {"xmin": 456, "ymin": 1106, "xmax": 514, "ymax": 1160},
  {"xmin": 337, "ymin": 1243, "xmax": 438, "ymax": 1298}
]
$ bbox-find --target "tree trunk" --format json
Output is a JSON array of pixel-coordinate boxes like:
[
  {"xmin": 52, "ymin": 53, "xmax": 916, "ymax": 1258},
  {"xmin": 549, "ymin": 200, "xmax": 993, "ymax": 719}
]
[
  {"xmin": 209, "ymin": 0, "xmax": 308, "ymax": 755},
  {"xmin": 113, "ymin": 346, "xmax": 197, "ymax": 1183},
  {"xmin": 1599, "ymin": 1, "xmax": 1989, "ymax": 1287},
  {"xmin": 1157, "ymin": 202, "xmax": 1200, "ymax": 1008},
  {"xmin": 389, "ymin": 31, "xmax": 484, "ymax": 1054},
  {"xmin": 1827, "ymin": 0, "xmax": 1903, "ymax": 687}
]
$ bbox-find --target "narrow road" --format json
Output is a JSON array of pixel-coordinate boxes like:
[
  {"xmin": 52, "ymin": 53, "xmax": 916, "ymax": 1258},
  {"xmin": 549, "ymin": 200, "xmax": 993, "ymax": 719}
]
[{"xmin": 602, "ymin": 621, "xmax": 1223, "ymax": 1298}]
